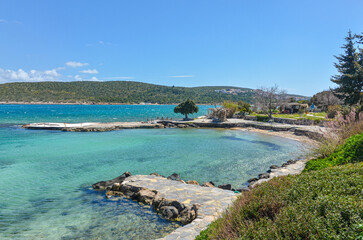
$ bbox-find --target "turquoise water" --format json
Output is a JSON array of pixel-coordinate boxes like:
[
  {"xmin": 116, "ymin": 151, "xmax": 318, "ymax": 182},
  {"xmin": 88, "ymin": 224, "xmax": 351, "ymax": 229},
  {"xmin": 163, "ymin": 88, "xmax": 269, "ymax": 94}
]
[
  {"xmin": 0, "ymin": 105, "xmax": 307, "ymax": 239},
  {"xmin": 0, "ymin": 104, "xmax": 215, "ymax": 124}
]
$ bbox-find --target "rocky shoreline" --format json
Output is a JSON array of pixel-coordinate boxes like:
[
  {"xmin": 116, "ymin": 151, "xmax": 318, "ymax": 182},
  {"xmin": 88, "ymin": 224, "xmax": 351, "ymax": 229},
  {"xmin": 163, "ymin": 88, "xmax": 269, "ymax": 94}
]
[
  {"xmin": 92, "ymin": 152, "xmax": 311, "ymax": 239},
  {"xmin": 92, "ymin": 172, "xmax": 237, "ymax": 239}
]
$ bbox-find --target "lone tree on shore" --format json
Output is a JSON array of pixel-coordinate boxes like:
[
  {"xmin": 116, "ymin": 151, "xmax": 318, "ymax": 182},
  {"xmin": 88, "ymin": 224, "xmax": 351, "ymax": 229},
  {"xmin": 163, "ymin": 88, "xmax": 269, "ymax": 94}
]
[
  {"xmin": 174, "ymin": 99, "xmax": 199, "ymax": 120},
  {"xmin": 255, "ymin": 85, "xmax": 286, "ymax": 120}
]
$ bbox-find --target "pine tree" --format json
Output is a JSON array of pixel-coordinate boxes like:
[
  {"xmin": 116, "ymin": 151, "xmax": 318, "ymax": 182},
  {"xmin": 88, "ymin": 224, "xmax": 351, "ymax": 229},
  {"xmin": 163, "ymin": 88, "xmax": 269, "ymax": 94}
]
[{"xmin": 331, "ymin": 31, "xmax": 362, "ymax": 105}]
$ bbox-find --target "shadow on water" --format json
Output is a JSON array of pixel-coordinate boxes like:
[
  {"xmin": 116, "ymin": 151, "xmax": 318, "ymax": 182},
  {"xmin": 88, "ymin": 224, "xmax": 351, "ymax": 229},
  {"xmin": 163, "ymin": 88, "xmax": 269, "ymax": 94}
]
[{"xmin": 221, "ymin": 135, "xmax": 281, "ymax": 150}]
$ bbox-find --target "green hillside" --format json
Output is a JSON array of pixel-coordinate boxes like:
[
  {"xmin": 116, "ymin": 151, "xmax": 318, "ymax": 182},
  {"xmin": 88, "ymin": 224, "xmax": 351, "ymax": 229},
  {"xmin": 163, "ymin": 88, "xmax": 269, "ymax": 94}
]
[
  {"xmin": 0, "ymin": 81, "xmax": 257, "ymax": 104},
  {"xmin": 0, "ymin": 81, "xmax": 307, "ymax": 104}
]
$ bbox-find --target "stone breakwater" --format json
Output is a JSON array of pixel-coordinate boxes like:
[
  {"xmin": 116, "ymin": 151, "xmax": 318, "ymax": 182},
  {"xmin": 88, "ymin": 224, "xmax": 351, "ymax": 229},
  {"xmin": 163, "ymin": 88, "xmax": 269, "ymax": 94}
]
[
  {"xmin": 92, "ymin": 172, "xmax": 237, "ymax": 240},
  {"xmin": 22, "ymin": 118, "xmax": 325, "ymax": 140}
]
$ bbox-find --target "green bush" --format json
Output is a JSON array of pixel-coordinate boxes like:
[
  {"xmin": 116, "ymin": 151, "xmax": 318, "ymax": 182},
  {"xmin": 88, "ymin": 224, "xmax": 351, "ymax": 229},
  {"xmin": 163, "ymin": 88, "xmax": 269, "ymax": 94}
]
[
  {"xmin": 327, "ymin": 105, "xmax": 341, "ymax": 118},
  {"xmin": 196, "ymin": 163, "xmax": 363, "ymax": 240},
  {"xmin": 305, "ymin": 133, "xmax": 363, "ymax": 171},
  {"xmin": 256, "ymin": 115, "xmax": 269, "ymax": 122}
]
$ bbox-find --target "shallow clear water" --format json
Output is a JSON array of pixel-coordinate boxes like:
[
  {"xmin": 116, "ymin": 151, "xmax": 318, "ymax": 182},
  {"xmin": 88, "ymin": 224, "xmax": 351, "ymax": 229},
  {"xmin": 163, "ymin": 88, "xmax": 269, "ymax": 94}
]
[{"xmin": 0, "ymin": 105, "xmax": 307, "ymax": 239}]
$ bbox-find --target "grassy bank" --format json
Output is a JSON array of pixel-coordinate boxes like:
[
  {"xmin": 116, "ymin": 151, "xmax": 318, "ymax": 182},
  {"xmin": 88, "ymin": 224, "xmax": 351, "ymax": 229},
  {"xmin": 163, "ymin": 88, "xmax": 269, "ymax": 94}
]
[{"xmin": 196, "ymin": 130, "xmax": 363, "ymax": 239}]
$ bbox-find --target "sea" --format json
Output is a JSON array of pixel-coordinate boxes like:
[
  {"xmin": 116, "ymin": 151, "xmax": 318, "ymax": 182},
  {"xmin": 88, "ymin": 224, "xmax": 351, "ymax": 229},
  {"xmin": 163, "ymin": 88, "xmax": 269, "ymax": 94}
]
[{"xmin": 0, "ymin": 104, "xmax": 306, "ymax": 239}]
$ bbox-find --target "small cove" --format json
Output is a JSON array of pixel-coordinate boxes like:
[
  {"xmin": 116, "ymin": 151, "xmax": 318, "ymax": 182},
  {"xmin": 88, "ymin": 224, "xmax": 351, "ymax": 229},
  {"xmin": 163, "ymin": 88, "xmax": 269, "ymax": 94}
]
[{"xmin": 0, "ymin": 105, "xmax": 308, "ymax": 239}]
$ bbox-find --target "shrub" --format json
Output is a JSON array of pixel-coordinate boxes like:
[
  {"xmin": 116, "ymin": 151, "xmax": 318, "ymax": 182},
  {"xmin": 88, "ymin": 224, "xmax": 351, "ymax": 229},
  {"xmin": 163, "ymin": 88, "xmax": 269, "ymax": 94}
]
[
  {"xmin": 305, "ymin": 133, "xmax": 363, "ymax": 171},
  {"xmin": 256, "ymin": 115, "xmax": 269, "ymax": 122},
  {"xmin": 326, "ymin": 105, "xmax": 341, "ymax": 118},
  {"xmin": 222, "ymin": 101, "xmax": 239, "ymax": 118},
  {"xmin": 196, "ymin": 163, "xmax": 363, "ymax": 240}
]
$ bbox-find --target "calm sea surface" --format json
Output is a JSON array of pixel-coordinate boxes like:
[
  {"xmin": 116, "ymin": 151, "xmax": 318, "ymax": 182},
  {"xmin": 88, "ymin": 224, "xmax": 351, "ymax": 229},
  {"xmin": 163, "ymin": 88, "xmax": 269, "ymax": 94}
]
[{"xmin": 0, "ymin": 105, "xmax": 306, "ymax": 239}]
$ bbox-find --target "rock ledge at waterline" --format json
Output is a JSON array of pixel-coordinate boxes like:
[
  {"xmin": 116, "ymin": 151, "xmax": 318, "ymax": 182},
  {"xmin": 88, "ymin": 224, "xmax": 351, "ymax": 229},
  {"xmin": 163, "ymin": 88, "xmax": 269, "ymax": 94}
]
[{"xmin": 93, "ymin": 172, "xmax": 237, "ymax": 240}]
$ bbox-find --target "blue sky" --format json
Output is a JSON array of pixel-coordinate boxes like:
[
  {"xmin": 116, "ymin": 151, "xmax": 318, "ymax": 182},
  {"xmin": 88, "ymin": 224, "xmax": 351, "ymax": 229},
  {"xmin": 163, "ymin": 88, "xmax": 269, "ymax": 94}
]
[{"xmin": 0, "ymin": 0, "xmax": 362, "ymax": 96}]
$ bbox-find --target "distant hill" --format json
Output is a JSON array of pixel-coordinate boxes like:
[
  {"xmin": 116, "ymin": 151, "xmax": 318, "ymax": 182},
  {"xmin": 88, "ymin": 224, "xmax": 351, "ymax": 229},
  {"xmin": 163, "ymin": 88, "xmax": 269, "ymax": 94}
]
[{"xmin": 0, "ymin": 81, "xmax": 307, "ymax": 104}]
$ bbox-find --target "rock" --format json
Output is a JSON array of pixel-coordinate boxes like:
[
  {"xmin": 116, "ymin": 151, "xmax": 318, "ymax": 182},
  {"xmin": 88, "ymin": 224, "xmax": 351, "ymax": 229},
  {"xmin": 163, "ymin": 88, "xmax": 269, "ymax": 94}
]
[
  {"xmin": 179, "ymin": 206, "xmax": 197, "ymax": 224},
  {"xmin": 281, "ymin": 163, "xmax": 289, "ymax": 167},
  {"xmin": 92, "ymin": 171, "xmax": 132, "ymax": 190},
  {"xmin": 177, "ymin": 124, "xmax": 187, "ymax": 128},
  {"xmin": 201, "ymin": 182, "xmax": 215, "ymax": 187},
  {"xmin": 186, "ymin": 180, "xmax": 199, "ymax": 185},
  {"xmin": 287, "ymin": 160, "xmax": 297, "ymax": 164},
  {"xmin": 258, "ymin": 173, "xmax": 270, "ymax": 179},
  {"xmin": 135, "ymin": 188, "xmax": 156, "ymax": 204},
  {"xmin": 218, "ymin": 184, "xmax": 232, "ymax": 190},
  {"xmin": 160, "ymin": 206, "xmax": 179, "ymax": 219},
  {"xmin": 105, "ymin": 191, "xmax": 123, "ymax": 198},
  {"xmin": 111, "ymin": 182, "xmax": 121, "ymax": 190},
  {"xmin": 269, "ymin": 165, "xmax": 279, "ymax": 169},
  {"xmin": 171, "ymin": 200, "xmax": 185, "ymax": 212},
  {"xmin": 247, "ymin": 177, "xmax": 258, "ymax": 183},
  {"xmin": 152, "ymin": 192, "xmax": 163, "ymax": 208},
  {"xmin": 209, "ymin": 181, "xmax": 215, "ymax": 186},
  {"xmin": 167, "ymin": 173, "xmax": 181, "ymax": 181},
  {"xmin": 119, "ymin": 184, "xmax": 141, "ymax": 198}
]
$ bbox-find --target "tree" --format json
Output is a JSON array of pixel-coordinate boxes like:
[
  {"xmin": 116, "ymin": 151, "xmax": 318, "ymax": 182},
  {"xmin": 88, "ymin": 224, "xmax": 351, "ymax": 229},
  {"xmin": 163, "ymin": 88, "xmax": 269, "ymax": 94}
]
[
  {"xmin": 255, "ymin": 85, "xmax": 286, "ymax": 120},
  {"xmin": 331, "ymin": 31, "xmax": 362, "ymax": 106},
  {"xmin": 311, "ymin": 89, "xmax": 342, "ymax": 112},
  {"xmin": 174, "ymin": 99, "xmax": 199, "ymax": 119}
]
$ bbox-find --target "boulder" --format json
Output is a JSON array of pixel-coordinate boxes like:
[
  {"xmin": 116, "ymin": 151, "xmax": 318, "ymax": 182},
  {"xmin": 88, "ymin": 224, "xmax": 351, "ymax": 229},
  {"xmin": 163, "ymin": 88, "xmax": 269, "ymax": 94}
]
[
  {"xmin": 171, "ymin": 200, "xmax": 185, "ymax": 212},
  {"xmin": 258, "ymin": 173, "xmax": 270, "ymax": 179},
  {"xmin": 269, "ymin": 165, "xmax": 279, "ymax": 169},
  {"xmin": 160, "ymin": 206, "xmax": 179, "ymax": 219},
  {"xmin": 167, "ymin": 173, "xmax": 181, "ymax": 181},
  {"xmin": 281, "ymin": 163, "xmax": 289, "ymax": 167},
  {"xmin": 186, "ymin": 180, "xmax": 199, "ymax": 185},
  {"xmin": 218, "ymin": 184, "xmax": 232, "ymax": 190},
  {"xmin": 135, "ymin": 188, "xmax": 156, "ymax": 204},
  {"xmin": 179, "ymin": 206, "xmax": 197, "ymax": 224},
  {"xmin": 247, "ymin": 177, "xmax": 258, "ymax": 183},
  {"xmin": 92, "ymin": 171, "xmax": 132, "ymax": 190}
]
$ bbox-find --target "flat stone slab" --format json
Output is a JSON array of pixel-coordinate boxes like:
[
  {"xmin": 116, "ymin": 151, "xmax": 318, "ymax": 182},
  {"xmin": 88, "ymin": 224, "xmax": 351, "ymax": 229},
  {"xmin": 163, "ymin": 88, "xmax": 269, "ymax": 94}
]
[{"xmin": 122, "ymin": 175, "xmax": 237, "ymax": 240}]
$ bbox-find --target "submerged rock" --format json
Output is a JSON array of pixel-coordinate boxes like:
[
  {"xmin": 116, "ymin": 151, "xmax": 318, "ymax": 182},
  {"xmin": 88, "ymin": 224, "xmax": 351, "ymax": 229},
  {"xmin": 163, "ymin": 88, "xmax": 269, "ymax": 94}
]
[{"xmin": 92, "ymin": 171, "xmax": 132, "ymax": 190}]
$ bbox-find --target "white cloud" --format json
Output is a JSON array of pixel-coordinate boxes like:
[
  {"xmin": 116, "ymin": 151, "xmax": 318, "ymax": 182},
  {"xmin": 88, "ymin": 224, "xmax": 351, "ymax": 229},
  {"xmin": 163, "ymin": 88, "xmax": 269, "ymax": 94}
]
[
  {"xmin": 74, "ymin": 75, "xmax": 83, "ymax": 81},
  {"xmin": 169, "ymin": 75, "xmax": 194, "ymax": 78},
  {"xmin": 0, "ymin": 68, "xmax": 60, "ymax": 83},
  {"xmin": 89, "ymin": 77, "xmax": 100, "ymax": 81},
  {"xmin": 65, "ymin": 61, "xmax": 89, "ymax": 67},
  {"xmin": 79, "ymin": 69, "xmax": 98, "ymax": 74},
  {"xmin": 0, "ymin": 19, "xmax": 7, "ymax": 23}
]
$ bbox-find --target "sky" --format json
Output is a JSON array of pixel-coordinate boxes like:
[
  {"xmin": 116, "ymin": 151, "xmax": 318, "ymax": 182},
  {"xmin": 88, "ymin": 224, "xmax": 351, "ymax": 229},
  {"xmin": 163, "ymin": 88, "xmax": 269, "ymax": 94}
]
[{"xmin": 0, "ymin": 0, "xmax": 362, "ymax": 96}]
